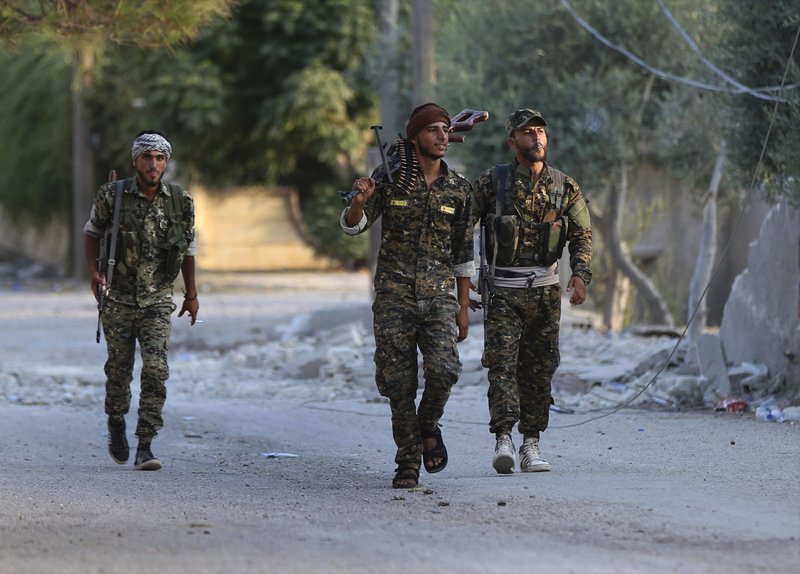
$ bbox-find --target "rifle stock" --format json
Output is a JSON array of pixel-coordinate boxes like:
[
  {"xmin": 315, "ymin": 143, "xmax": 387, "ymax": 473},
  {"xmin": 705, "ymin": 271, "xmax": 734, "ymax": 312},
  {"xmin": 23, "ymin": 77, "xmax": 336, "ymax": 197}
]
[{"xmin": 448, "ymin": 109, "xmax": 489, "ymax": 143}]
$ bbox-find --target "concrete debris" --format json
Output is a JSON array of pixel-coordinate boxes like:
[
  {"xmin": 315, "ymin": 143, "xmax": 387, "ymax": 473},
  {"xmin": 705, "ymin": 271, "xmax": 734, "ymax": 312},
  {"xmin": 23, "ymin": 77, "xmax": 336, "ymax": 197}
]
[
  {"xmin": 695, "ymin": 333, "xmax": 731, "ymax": 397},
  {"xmin": 2, "ymin": 298, "xmax": 796, "ymax": 419}
]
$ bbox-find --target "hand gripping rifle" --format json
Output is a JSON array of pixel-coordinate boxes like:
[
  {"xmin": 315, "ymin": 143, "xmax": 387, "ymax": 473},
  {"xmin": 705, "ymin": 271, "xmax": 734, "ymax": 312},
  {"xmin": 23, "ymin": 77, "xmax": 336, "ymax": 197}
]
[
  {"xmin": 96, "ymin": 170, "xmax": 123, "ymax": 343},
  {"xmin": 339, "ymin": 108, "xmax": 489, "ymax": 204}
]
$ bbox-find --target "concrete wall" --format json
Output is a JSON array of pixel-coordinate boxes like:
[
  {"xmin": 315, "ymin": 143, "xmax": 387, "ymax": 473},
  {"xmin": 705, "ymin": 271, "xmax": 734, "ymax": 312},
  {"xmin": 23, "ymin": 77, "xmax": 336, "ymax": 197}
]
[
  {"xmin": 0, "ymin": 210, "xmax": 68, "ymax": 270},
  {"xmin": 0, "ymin": 185, "xmax": 333, "ymax": 274},
  {"xmin": 719, "ymin": 202, "xmax": 800, "ymax": 390},
  {"xmin": 192, "ymin": 185, "xmax": 333, "ymax": 272}
]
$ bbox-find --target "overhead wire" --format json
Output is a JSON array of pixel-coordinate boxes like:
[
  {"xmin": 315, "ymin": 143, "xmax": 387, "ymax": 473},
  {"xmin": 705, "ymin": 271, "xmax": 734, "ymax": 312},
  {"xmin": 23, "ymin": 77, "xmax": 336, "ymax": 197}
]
[
  {"xmin": 303, "ymin": 2, "xmax": 800, "ymax": 432},
  {"xmin": 655, "ymin": 0, "xmax": 792, "ymax": 101},
  {"xmin": 551, "ymin": 2, "xmax": 800, "ymax": 429},
  {"xmin": 558, "ymin": 0, "xmax": 795, "ymax": 101}
]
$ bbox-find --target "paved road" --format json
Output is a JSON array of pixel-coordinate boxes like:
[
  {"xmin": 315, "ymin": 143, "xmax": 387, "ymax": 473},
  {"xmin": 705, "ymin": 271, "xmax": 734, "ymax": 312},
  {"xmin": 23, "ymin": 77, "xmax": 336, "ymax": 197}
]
[{"xmin": 1, "ymin": 273, "xmax": 798, "ymax": 574}]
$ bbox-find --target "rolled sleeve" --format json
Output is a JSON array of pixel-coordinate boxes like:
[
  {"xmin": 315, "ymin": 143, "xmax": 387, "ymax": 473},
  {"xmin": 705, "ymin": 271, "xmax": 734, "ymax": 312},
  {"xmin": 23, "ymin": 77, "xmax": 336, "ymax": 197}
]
[
  {"xmin": 454, "ymin": 260, "xmax": 475, "ymax": 278},
  {"xmin": 82, "ymin": 218, "xmax": 103, "ymax": 239},
  {"xmin": 82, "ymin": 202, "xmax": 107, "ymax": 238},
  {"xmin": 186, "ymin": 238, "xmax": 198, "ymax": 257},
  {"xmin": 340, "ymin": 208, "xmax": 367, "ymax": 235}
]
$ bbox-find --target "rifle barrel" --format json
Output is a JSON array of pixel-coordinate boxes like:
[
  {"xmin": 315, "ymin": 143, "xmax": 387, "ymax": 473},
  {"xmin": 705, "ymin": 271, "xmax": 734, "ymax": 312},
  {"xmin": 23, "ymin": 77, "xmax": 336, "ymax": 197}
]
[{"xmin": 370, "ymin": 125, "xmax": 393, "ymax": 184}]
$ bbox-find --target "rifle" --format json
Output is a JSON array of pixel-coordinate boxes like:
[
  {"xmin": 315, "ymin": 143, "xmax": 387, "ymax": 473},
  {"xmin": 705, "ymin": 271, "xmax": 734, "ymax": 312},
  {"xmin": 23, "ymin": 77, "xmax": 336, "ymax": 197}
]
[
  {"xmin": 96, "ymin": 170, "xmax": 122, "ymax": 343},
  {"xmin": 339, "ymin": 108, "xmax": 489, "ymax": 204},
  {"xmin": 478, "ymin": 222, "xmax": 494, "ymax": 329}
]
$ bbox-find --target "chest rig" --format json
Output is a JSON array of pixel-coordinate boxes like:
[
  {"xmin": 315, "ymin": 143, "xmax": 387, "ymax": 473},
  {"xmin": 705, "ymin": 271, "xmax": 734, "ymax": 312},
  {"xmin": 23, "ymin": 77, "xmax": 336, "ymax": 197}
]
[
  {"xmin": 488, "ymin": 164, "xmax": 569, "ymax": 268},
  {"xmin": 113, "ymin": 178, "xmax": 189, "ymax": 281}
]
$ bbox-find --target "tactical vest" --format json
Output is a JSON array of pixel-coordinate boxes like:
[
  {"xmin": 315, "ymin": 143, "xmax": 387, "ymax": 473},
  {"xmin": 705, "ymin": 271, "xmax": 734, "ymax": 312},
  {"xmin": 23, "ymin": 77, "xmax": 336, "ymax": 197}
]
[
  {"xmin": 488, "ymin": 164, "xmax": 569, "ymax": 267},
  {"xmin": 114, "ymin": 178, "xmax": 190, "ymax": 281}
]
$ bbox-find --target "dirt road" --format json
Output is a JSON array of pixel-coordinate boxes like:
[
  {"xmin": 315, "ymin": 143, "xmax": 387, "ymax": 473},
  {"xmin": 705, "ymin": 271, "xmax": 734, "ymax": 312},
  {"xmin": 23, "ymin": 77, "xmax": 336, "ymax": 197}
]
[{"xmin": 1, "ymin": 273, "xmax": 798, "ymax": 573}]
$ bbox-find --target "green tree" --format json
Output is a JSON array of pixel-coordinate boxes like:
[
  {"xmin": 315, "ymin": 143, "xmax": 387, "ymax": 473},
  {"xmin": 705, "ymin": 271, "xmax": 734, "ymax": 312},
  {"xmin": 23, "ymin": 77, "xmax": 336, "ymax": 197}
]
[
  {"xmin": 159, "ymin": 0, "xmax": 378, "ymax": 265},
  {"xmin": 716, "ymin": 0, "xmax": 800, "ymax": 204},
  {"xmin": 0, "ymin": 39, "xmax": 72, "ymax": 221},
  {"xmin": 0, "ymin": 0, "xmax": 234, "ymax": 274},
  {"xmin": 0, "ymin": 0, "xmax": 379, "ymax": 269},
  {"xmin": 438, "ymin": 0, "xmax": 699, "ymax": 327},
  {"xmin": 68, "ymin": 0, "xmax": 377, "ymax": 267}
]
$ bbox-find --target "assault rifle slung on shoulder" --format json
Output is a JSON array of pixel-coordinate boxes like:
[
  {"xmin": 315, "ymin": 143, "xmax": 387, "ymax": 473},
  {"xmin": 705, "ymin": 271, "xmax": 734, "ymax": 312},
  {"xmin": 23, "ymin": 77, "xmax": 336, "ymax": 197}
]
[
  {"xmin": 96, "ymin": 170, "xmax": 123, "ymax": 343},
  {"xmin": 339, "ymin": 109, "xmax": 489, "ymax": 204}
]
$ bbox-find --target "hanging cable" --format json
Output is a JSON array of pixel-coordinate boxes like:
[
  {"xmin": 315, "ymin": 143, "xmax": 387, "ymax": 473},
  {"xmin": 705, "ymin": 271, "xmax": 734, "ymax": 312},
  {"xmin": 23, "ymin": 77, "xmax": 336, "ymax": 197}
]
[
  {"xmin": 551, "ymin": 18, "xmax": 800, "ymax": 429},
  {"xmin": 559, "ymin": 0, "xmax": 795, "ymax": 101}
]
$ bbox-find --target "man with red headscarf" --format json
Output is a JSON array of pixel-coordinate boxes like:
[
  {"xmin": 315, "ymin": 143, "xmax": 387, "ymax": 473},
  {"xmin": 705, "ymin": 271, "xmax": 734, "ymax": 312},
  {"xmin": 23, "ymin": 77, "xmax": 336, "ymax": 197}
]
[{"xmin": 341, "ymin": 103, "xmax": 474, "ymax": 488}]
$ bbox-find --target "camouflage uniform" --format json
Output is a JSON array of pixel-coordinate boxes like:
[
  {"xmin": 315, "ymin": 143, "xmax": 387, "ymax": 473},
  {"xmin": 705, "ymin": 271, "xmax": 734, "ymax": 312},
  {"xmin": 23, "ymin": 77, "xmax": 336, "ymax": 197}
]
[
  {"xmin": 473, "ymin": 160, "xmax": 591, "ymax": 437},
  {"xmin": 341, "ymin": 161, "xmax": 473, "ymax": 468},
  {"xmin": 83, "ymin": 178, "xmax": 195, "ymax": 441}
]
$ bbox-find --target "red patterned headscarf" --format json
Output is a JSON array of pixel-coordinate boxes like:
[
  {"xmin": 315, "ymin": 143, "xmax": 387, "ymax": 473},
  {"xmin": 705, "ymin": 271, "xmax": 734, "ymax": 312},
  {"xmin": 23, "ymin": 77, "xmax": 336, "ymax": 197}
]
[{"xmin": 405, "ymin": 103, "xmax": 450, "ymax": 140}]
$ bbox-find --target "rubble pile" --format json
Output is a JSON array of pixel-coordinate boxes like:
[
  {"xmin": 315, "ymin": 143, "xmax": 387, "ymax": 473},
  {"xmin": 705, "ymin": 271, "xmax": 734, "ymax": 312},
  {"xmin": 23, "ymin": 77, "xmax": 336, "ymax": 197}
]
[{"xmin": 1, "ymin": 300, "xmax": 795, "ymax": 425}]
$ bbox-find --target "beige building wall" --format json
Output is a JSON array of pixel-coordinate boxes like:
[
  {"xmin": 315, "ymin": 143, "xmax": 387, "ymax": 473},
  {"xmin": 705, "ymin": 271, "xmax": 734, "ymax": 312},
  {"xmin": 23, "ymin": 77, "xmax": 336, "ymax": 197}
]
[
  {"xmin": 192, "ymin": 185, "xmax": 332, "ymax": 272},
  {"xmin": 0, "ymin": 210, "xmax": 68, "ymax": 268}
]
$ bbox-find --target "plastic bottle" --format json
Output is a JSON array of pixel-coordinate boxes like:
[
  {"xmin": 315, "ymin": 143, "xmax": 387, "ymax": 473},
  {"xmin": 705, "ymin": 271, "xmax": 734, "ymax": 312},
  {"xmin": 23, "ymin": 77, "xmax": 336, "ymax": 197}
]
[
  {"xmin": 755, "ymin": 406, "xmax": 785, "ymax": 423},
  {"xmin": 769, "ymin": 408, "xmax": 786, "ymax": 423}
]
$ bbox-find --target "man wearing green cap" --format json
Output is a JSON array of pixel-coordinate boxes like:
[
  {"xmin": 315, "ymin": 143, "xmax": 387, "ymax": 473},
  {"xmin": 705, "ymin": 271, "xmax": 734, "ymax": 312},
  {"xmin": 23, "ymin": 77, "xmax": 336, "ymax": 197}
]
[{"xmin": 471, "ymin": 109, "xmax": 592, "ymax": 474}]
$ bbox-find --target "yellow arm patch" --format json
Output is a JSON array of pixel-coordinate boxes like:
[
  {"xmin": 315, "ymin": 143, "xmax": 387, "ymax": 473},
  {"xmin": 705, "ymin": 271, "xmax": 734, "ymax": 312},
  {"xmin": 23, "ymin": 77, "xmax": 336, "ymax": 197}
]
[
  {"xmin": 390, "ymin": 199, "xmax": 409, "ymax": 207},
  {"xmin": 440, "ymin": 205, "xmax": 455, "ymax": 215}
]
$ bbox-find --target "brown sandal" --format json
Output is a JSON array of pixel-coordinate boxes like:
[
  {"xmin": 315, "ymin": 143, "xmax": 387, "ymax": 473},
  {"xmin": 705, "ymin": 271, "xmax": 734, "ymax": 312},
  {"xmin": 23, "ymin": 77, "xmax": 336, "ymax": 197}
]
[{"xmin": 392, "ymin": 465, "xmax": 420, "ymax": 489}]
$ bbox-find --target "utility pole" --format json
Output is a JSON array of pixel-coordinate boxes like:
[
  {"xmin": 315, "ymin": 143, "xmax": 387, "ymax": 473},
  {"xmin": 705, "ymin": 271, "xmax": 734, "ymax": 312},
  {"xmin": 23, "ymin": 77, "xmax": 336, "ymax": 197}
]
[
  {"xmin": 71, "ymin": 55, "xmax": 94, "ymax": 279},
  {"xmin": 377, "ymin": 0, "xmax": 399, "ymax": 137},
  {"xmin": 368, "ymin": 0, "xmax": 401, "ymax": 280},
  {"xmin": 411, "ymin": 0, "xmax": 434, "ymax": 105}
]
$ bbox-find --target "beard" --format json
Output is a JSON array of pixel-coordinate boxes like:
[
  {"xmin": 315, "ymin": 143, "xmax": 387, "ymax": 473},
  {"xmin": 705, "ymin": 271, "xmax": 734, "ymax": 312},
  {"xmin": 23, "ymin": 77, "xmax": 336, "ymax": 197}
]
[
  {"xmin": 519, "ymin": 144, "xmax": 547, "ymax": 164},
  {"xmin": 137, "ymin": 167, "xmax": 162, "ymax": 187}
]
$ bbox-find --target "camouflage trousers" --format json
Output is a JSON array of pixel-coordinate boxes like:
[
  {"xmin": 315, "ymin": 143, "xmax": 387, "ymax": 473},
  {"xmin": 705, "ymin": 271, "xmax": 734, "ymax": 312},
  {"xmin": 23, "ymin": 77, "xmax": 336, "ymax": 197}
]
[
  {"xmin": 482, "ymin": 284, "xmax": 561, "ymax": 437},
  {"xmin": 101, "ymin": 299, "xmax": 176, "ymax": 441},
  {"xmin": 373, "ymin": 292, "xmax": 462, "ymax": 468}
]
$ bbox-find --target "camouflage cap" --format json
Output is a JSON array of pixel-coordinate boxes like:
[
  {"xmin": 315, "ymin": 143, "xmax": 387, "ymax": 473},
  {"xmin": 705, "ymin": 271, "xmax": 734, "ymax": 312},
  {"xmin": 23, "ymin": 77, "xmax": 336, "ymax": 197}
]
[{"xmin": 505, "ymin": 109, "xmax": 547, "ymax": 134}]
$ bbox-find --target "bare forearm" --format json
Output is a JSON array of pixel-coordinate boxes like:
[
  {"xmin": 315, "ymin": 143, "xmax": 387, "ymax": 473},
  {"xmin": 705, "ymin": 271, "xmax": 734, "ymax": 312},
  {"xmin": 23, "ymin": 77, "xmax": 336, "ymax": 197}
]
[
  {"xmin": 181, "ymin": 256, "xmax": 197, "ymax": 297},
  {"xmin": 456, "ymin": 276, "xmax": 471, "ymax": 310},
  {"xmin": 84, "ymin": 236, "xmax": 101, "ymax": 274},
  {"xmin": 345, "ymin": 205, "xmax": 365, "ymax": 228}
]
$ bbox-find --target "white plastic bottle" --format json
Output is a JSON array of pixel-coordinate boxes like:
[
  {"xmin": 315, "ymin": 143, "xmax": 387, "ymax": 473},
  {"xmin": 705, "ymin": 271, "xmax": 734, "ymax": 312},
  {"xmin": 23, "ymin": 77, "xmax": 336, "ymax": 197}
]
[{"xmin": 755, "ymin": 406, "xmax": 785, "ymax": 423}]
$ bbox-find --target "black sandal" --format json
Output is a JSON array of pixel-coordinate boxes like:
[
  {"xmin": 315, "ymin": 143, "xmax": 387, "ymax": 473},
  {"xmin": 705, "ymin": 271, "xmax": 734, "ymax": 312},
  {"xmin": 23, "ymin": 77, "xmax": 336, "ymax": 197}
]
[
  {"xmin": 392, "ymin": 465, "xmax": 420, "ymax": 489},
  {"xmin": 421, "ymin": 426, "xmax": 448, "ymax": 474}
]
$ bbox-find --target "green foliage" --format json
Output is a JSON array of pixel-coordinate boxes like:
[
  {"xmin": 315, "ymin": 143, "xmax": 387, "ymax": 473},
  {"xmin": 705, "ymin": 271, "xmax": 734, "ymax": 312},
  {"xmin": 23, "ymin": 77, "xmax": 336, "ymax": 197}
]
[
  {"xmin": 438, "ymin": 0, "xmax": 716, "ymax": 187},
  {"xmin": 0, "ymin": 0, "xmax": 234, "ymax": 50},
  {"xmin": 2, "ymin": 0, "xmax": 797, "ymax": 274},
  {"xmin": 0, "ymin": 0, "xmax": 234, "ymax": 221},
  {"xmin": 0, "ymin": 0, "xmax": 379, "ymax": 268},
  {"xmin": 89, "ymin": 47, "xmax": 228, "ymax": 180},
  {"xmin": 717, "ymin": 0, "xmax": 800, "ymax": 203},
  {"xmin": 298, "ymin": 185, "xmax": 369, "ymax": 269},
  {"xmin": 0, "ymin": 39, "xmax": 71, "ymax": 221},
  {"xmin": 162, "ymin": 0, "xmax": 378, "ymax": 188}
]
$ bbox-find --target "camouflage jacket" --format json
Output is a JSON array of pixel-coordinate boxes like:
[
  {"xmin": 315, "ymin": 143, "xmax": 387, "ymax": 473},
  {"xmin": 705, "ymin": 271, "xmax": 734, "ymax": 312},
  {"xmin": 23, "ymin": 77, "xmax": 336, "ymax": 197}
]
[
  {"xmin": 473, "ymin": 160, "xmax": 592, "ymax": 285},
  {"xmin": 83, "ymin": 178, "xmax": 196, "ymax": 308},
  {"xmin": 343, "ymin": 160, "xmax": 474, "ymax": 298}
]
